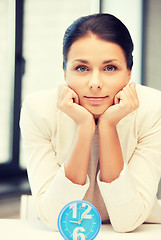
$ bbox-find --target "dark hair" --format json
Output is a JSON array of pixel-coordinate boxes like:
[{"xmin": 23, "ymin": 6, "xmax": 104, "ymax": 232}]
[{"xmin": 63, "ymin": 13, "xmax": 134, "ymax": 70}]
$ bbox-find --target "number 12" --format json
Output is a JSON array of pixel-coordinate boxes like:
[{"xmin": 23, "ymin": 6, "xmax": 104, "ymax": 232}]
[{"xmin": 70, "ymin": 203, "xmax": 92, "ymax": 219}]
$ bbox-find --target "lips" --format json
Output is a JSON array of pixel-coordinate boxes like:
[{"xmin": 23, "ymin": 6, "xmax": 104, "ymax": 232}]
[
  {"xmin": 84, "ymin": 96, "xmax": 108, "ymax": 99},
  {"xmin": 84, "ymin": 95, "xmax": 109, "ymax": 103}
]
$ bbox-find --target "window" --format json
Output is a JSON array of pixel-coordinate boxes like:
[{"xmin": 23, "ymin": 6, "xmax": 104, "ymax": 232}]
[
  {"xmin": 0, "ymin": 0, "xmax": 98, "ymax": 180},
  {"xmin": 0, "ymin": 0, "xmax": 15, "ymax": 165},
  {"xmin": 20, "ymin": 0, "xmax": 92, "ymax": 168},
  {"xmin": 101, "ymin": 0, "xmax": 143, "ymax": 85},
  {"xmin": 0, "ymin": 0, "xmax": 98, "ymax": 199}
]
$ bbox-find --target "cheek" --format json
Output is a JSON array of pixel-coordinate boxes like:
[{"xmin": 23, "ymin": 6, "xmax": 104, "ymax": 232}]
[
  {"xmin": 65, "ymin": 76, "xmax": 82, "ymax": 98},
  {"xmin": 106, "ymin": 74, "xmax": 129, "ymax": 96},
  {"xmin": 67, "ymin": 80, "xmax": 81, "ymax": 91},
  {"xmin": 115, "ymin": 81, "xmax": 127, "ymax": 92},
  {"xmin": 65, "ymin": 73, "xmax": 86, "ymax": 91}
]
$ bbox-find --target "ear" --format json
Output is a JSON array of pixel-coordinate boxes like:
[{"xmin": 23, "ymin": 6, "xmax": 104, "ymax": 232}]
[
  {"xmin": 129, "ymin": 69, "xmax": 132, "ymax": 78},
  {"xmin": 63, "ymin": 68, "xmax": 67, "ymax": 82},
  {"xmin": 127, "ymin": 69, "xmax": 132, "ymax": 83}
]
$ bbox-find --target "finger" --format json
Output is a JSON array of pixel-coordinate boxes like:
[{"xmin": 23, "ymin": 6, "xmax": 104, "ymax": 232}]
[
  {"xmin": 58, "ymin": 86, "xmax": 80, "ymax": 111},
  {"xmin": 122, "ymin": 83, "xmax": 139, "ymax": 109},
  {"xmin": 129, "ymin": 82, "xmax": 138, "ymax": 96},
  {"xmin": 114, "ymin": 86, "xmax": 132, "ymax": 106},
  {"xmin": 128, "ymin": 82, "xmax": 137, "ymax": 96},
  {"xmin": 57, "ymin": 84, "xmax": 64, "ymax": 100},
  {"xmin": 114, "ymin": 94, "xmax": 121, "ymax": 105},
  {"xmin": 129, "ymin": 82, "xmax": 136, "ymax": 87},
  {"xmin": 123, "ymin": 85, "xmax": 134, "ymax": 103},
  {"xmin": 114, "ymin": 89, "xmax": 127, "ymax": 107},
  {"xmin": 62, "ymin": 88, "xmax": 79, "ymax": 106},
  {"xmin": 71, "ymin": 89, "xmax": 79, "ymax": 104},
  {"xmin": 57, "ymin": 84, "xmax": 70, "ymax": 108},
  {"xmin": 127, "ymin": 83, "xmax": 139, "ymax": 106},
  {"xmin": 122, "ymin": 84, "xmax": 138, "ymax": 106},
  {"xmin": 114, "ymin": 82, "xmax": 136, "ymax": 103},
  {"xmin": 60, "ymin": 85, "xmax": 70, "ymax": 99},
  {"xmin": 67, "ymin": 87, "xmax": 79, "ymax": 104}
]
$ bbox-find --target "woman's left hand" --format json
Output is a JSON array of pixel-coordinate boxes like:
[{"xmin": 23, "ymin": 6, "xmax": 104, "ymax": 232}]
[{"xmin": 99, "ymin": 82, "xmax": 139, "ymax": 126}]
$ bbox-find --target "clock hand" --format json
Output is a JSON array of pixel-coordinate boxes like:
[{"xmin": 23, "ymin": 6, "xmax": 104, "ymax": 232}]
[
  {"xmin": 69, "ymin": 220, "xmax": 79, "ymax": 223},
  {"xmin": 78, "ymin": 212, "xmax": 81, "ymax": 225},
  {"xmin": 80, "ymin": 212, "xmax": 86, "ymax": 223}
]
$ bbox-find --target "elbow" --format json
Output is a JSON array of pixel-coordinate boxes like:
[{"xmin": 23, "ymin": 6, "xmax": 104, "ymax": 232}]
[
  {"xmin": 37, "ymin": 208, "xmax": 59, "ymax": 231},
  {"xmin": 112, "ymin": 222, "xmax": 141, "ymax": 233},
  {"xmin": 35, "ymin": 196, "xmax": 60, "ymax": 232},
  {"xmin": 111, "ymin": 215, "xmax": 149, "ymax": 233},
  {"xmin": 110, "ymin": 207, "xmax": 149, "ymax": 233},
  {"xmin": 111, "ymin": 212, "xmax": 146, "ymax": 233},
  {"xmin": 109, "ymin": 199, "xmax": 152, "ymax": 233}
]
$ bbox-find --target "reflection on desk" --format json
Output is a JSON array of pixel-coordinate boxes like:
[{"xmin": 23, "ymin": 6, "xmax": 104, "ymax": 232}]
[{"xmin": 0, "ymin": 219, "xmax": 161, "ymax": 240}]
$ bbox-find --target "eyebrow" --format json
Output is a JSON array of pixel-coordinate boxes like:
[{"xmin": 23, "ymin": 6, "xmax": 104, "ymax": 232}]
[
  {"xmin": 72, "ymin": 59, "xmax": 119, "ymax": 64},
  {"xmin": 103, "ymin": 59, "xmax": 118, "ymax": 64}
]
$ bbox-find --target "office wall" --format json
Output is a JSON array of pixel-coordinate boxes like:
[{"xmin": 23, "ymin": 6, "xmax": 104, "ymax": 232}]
[
  {"xmin": 143, "ymin": 0, "xmax": 161, "ymax": 90},
  {"xmin": 101, "ymin": 0, "xmax": 143, "ymax": 85}
]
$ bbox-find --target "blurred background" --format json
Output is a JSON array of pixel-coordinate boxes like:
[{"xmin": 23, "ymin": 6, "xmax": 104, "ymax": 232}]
[{"xmin": 0, "ymin": 0, "xmax": 161, "ymax": 219}]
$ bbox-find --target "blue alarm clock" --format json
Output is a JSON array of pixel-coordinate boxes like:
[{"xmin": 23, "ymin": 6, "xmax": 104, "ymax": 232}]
[{"xmin": 57, "ymin": 200, "xmax": 101, "ymax": 240}]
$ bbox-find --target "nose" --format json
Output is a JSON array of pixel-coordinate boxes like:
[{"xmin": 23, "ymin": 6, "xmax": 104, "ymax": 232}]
[{"xmin": 88, "ymin": 71, "xmax": 102, "ymax": 89}]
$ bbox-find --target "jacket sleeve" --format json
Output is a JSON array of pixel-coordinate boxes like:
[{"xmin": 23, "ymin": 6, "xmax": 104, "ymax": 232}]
[
  {"xmin": 97, "ymin": 103, "xmax": 161, "ymax": 233},
  {"xmin": 20, "ymin": 93, "xmax": 89, "ymax": 231}
]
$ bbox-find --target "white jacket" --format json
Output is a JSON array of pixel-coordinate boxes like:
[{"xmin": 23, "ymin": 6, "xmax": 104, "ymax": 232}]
[{"xmin": 20, "ymin": 84, "xmax": 161, "ymax": 232}]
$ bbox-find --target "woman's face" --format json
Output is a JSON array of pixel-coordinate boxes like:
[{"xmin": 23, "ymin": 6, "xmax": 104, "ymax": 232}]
[{"xmin": 64, "ymin": 34, "xmax": 132, "ymax": 118}]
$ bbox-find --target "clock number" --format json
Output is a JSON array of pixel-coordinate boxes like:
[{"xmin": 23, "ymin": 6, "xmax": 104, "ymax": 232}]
[
  {"xmin": 70, "ymin": 203, "xmax": 77, "ymax": 218},
  {"xmin": 69, "ymin": 202, "xmax": 92, "ymax": 221},
  {"xmin": 73, "ymin": 227, "xmax": 85, "ymax": 240},
  {"xmin": 81, "ymin": 203, "xmax": 92, "ymax": 219}
]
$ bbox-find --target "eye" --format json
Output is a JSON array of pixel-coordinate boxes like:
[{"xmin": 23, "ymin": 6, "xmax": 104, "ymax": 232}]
[
  {"xmin": 104, "ymin": 65, "xmax": 117, "ymax": 72},
  {"xmin": 75, "ymin": 65, "xmax": 89, "ymax": 72}
]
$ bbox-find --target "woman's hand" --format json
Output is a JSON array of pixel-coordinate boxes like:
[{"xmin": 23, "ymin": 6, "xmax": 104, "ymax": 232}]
[
  {"xmin": 57, "ymin": 85, "xmax": 95, "ymax": 185},
  {"xmin": 57, "ymin": 84, "xmax": 95, "ymax": 128},
  {"xmin": 99, "ymin": 82, "xmax": 139, "ymax": 127}
]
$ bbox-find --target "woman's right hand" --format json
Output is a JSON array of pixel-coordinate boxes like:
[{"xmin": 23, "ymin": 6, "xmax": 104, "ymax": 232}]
[
  {"xmin": 57, "ymin": 84, "xmax": 95, "ymax": 185},
  {"xmin": 57, "ymin": 84, "xmax": 95, "ymax": 128}
]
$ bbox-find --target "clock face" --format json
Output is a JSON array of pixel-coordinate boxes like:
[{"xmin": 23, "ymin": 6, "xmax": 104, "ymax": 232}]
[{"xmin": 57, "ymin": 200, "xmax": 101, "ymax": 240}]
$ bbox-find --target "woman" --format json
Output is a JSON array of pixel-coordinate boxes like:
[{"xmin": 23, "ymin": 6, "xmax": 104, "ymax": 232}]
[{"xmin": 20, "ymin": 13, "xmax": 161, "ymax": 232}]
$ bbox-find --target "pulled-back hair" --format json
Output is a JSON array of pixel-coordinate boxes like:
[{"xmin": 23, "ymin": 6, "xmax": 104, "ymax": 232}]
[{"xmin": 63, "ymin": 13, "xmax": 134, "ymax": 70}]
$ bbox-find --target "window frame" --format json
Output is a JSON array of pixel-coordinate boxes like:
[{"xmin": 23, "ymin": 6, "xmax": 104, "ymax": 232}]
[
  {"xmin": 0, "ymin": 0, "xmax": 27, "ymax": 180},
  {"xmin": 1, "ymin": 0, "xmax": 146, "ymax": 180}
]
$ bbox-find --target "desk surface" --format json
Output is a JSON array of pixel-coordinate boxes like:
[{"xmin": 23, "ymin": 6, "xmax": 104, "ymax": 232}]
[{"xmin": 0, "ymin": 219, "xmax": 161, "ymax": 240}]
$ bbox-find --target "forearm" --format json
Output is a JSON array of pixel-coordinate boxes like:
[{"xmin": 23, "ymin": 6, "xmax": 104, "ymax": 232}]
[
  {"xmin": 98, "ymin": 120, "xmax": 124, "ymax": 183},
  {"xmin": 37, "ymin": 163, "xmax": 90, "ymax": 230},
  {"xmin": 64, "ymin": 122, "xmax": 95, "ymax": 185}
]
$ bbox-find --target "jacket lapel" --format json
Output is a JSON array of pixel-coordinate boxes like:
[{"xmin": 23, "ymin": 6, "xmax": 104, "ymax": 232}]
[
  {"xmin": 116, "ymin": 110, "xmax": 137, "ymax": 163},
  {"xmin": 55, "ymin": 109, "xmax": 78, "ymax": 166}
]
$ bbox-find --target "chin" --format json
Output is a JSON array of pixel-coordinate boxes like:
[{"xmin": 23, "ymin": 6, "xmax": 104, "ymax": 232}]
[{"xmin": 88, "ymin": 107, "xmax": 108, "ymax": 118}]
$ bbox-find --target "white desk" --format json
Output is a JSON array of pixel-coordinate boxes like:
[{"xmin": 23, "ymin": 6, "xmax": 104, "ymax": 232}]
[{"xmin": 0, "ymin": 219, "xmax": 161, "ymax": 240}]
